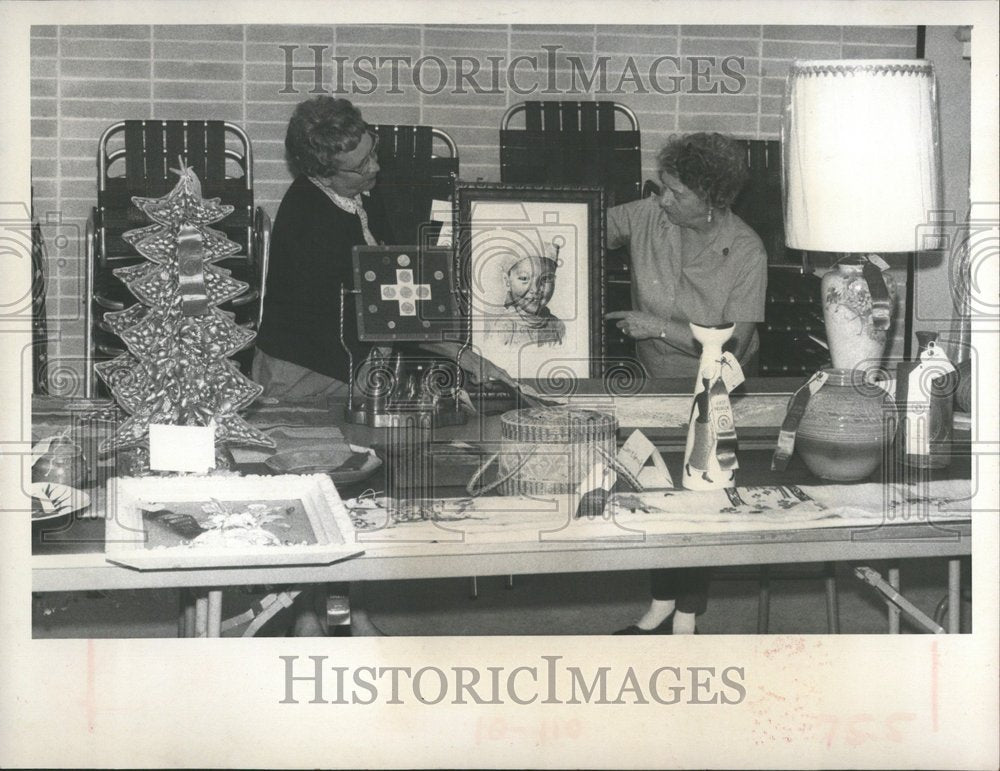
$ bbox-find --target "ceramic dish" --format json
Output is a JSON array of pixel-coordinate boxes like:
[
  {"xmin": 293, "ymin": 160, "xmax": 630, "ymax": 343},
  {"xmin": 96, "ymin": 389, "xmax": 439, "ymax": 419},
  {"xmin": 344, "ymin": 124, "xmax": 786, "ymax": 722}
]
[
  {"xmin": 264, "ymin": 444, "xmax": 382, "ymax": 484},
  {"xmin": 31, "ymin": 482, "xmax": 91, "ymax": 521}
]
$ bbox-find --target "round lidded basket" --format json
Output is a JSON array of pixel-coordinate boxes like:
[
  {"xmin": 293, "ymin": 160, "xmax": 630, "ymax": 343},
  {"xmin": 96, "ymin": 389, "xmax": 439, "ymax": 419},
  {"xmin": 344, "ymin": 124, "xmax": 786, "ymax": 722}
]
[{"xmin": 497, "ymin": 407, "xmax": 618, "ymax": 496}]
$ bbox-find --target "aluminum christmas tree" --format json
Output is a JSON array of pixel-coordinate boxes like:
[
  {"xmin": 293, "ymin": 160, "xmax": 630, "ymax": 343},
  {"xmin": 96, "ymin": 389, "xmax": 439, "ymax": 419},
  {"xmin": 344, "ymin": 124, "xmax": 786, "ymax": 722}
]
[{"xmin": 96, "ymin": 163, "xmax": 273, "ymax": 454}]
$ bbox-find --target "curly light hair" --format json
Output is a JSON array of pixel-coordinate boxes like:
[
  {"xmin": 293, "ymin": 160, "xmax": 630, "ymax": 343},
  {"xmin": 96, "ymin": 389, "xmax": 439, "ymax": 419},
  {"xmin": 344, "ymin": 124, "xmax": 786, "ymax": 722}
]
[
  {"xmin": 656, "ymin": 133, "xmax": 749, "ymax": 209},
  {"xmin": 285, "ymin": 96, "xmax": 369, "ymax": 178}
]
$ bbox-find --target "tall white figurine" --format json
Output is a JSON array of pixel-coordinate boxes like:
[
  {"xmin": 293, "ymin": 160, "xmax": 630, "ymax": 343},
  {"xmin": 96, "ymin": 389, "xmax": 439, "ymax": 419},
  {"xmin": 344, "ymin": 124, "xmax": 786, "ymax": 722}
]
[{"xmin": 682, "ymin": 322, "xmax": 740, "ymax": 491}]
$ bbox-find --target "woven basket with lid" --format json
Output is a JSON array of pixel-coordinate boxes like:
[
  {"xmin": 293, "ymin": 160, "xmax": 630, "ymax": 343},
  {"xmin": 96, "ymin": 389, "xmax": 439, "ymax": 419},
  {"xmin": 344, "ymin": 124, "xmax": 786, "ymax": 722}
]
[{"xmin": 497, "ymin": 407, "xmax": 618, "ymax": 495}]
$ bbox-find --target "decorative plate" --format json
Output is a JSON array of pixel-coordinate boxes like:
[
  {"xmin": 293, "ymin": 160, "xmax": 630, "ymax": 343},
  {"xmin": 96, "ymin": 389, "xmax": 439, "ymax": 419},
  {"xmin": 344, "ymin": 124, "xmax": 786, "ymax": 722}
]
[
  {"xmin": 264, "ymin": 444, "xmax": 382, "ymax": 484},
  {"xmin": 31, "ymin": 482, "xmax": 91, "ymax": 521}
]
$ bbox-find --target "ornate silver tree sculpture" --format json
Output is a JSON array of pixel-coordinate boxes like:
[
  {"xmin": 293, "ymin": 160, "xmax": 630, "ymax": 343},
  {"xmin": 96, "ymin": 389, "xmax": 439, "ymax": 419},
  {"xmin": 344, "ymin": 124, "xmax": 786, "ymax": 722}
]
[{"xmin": 96, "ymin": 163, "xmax": 273, "ymax": 458}]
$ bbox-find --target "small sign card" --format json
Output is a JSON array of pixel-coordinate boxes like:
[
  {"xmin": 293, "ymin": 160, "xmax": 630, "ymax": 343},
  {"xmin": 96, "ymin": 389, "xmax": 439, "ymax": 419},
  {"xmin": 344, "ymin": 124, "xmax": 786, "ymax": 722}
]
[
  {"xmin": 617, "ymin": 429, "xmax": 674, "ymax": 489},
  {"xmin": 574, "ymin": 430, "xmax": 672, "ymax": 519},
  {"xmin": 148, "ymin": 422, "xmax": 215, "ymax": 473}
]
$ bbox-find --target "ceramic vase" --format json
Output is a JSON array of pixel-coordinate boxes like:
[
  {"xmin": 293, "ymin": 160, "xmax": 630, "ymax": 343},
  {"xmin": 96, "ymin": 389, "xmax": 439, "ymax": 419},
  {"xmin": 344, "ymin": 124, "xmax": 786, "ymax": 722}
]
[
  {"xmin": 796, "ymin": 368, "xmax": 896, "ymax": 481},
  {"xmin": 32, "ymin": 437, "xmax": 88, "ymax": 487},
  {"xmin": 822, "ymin": 257, "xmax": 897, "ymax": 372},
  {"xmin": 682, "ymin": 322, "xmax": 736, "ymax": 491}
]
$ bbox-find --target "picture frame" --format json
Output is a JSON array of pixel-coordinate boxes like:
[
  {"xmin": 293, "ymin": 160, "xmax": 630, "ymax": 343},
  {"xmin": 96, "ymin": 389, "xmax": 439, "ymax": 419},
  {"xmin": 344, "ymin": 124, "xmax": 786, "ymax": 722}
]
[
  {"xmin": 455, "ymin": 182, "xmax": 606, "ymax": 380},
  {"xmin": 351, "ymin": 245, "xmax": 460, "ymax": 343},
  {"xmin": 104, "ymin": 474, "xmax": 362, "ymax": 570}
]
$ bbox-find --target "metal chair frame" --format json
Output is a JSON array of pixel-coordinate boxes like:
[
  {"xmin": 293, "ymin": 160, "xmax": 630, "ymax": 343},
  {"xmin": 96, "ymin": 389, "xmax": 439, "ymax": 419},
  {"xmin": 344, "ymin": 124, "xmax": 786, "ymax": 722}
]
[
  {"xmin": 370, "ymin": 124, "xmax": 458, "ymax": 245},
  {"xmin": 429, "ymin": 127, "xmax": 458, "ymax": 159},
  {"xmin": 500, "ymin": 101, "xmax": 641, "ymax": 206},
  {"xmin": 500, "ymin": 101, "xmax": 640, "ymax": 135}
]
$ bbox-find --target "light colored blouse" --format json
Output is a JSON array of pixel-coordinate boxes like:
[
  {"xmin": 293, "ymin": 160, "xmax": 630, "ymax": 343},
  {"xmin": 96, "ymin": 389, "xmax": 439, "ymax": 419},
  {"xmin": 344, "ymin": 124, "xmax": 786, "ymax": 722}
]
[{"xmin": 607, "ymin": 197, "xmax": 768, "ymax": 379}]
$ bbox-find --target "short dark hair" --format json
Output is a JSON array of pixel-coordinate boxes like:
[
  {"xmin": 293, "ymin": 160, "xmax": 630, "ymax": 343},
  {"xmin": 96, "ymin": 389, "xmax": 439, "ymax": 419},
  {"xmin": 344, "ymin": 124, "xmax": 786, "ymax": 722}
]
[
  {"xmin": 656, "ymin": 133, "xmax": 749, "ymax": 208},
  {"xmin": 285, "ymin": 96, "xmax": 368, "ymax": 178}
]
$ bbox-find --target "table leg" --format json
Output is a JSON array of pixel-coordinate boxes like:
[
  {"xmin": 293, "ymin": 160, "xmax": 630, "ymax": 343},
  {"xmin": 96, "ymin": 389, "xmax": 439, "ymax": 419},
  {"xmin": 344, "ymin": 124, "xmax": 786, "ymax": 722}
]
[
  {"xmin": 195, "ymin": 593, "xmax": 209, "ymax": 637},
  {"xmin": 326, "ymin": 583, "xmax": 351, "ymax": 632},
  {"xmin": 757, "ymin": 566, "xmax": 771, "ymax": 635},
  {"xmin": 888, "ymin": 565, "xmax": 901, "ymax": 634},
  {"xmin": 948, "ymin": 558, "xmax": 961, "ymax": 634},
  {"xmin": 207, "ymin": 590, "xmax": 223, "ymax": 637},
  {"xmin": 824, "ymin": 564, "xmax": 840, "ymax": 635},
  {"xmin": 181, "ymin": 589, "xmax": 197, "ymax": 637},
  {"xmin": 178, "ymin": 590, "xmax": 188, "ymax": 637}
]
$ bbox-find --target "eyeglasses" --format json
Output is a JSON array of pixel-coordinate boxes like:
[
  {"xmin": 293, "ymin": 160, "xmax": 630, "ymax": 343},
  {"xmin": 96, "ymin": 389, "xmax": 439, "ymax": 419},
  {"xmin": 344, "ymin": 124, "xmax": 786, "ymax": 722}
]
[{"xmin": 336, "ymin": 129, "xmax": 379, "ymax": 176}]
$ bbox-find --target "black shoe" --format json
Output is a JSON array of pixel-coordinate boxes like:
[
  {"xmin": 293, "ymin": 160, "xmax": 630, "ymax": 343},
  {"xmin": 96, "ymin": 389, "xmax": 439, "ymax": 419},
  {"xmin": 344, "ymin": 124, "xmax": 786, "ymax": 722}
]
[{"xmin": 614, "ymin": 612, "xmax": 674, "ymax": 635}]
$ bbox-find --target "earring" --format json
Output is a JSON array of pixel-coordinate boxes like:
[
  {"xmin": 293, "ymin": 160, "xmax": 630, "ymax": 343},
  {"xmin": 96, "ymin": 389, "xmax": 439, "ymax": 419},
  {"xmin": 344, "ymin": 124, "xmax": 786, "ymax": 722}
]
[{"xmin": 706, "ymin": 208, "xmax": 714, "ymax": 223}]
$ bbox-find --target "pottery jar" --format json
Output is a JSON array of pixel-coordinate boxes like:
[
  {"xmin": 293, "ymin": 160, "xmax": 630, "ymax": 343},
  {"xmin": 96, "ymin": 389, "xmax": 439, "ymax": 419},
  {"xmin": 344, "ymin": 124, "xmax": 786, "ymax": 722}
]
[
  {"xmin": 796, "ymin": 368, "xmax": 897, "ymax": 482},
  {"xmin": 32, "ymin": 437, "xmax": 88, "ymax": 487},
  {"xmin": 822, "ymin": 257, "xmax": 898, "ymax": 372}
]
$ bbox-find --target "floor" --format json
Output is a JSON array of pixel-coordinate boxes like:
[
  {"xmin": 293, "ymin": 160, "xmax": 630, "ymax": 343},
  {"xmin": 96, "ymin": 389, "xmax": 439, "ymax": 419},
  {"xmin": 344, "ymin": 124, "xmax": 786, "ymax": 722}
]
[{"xmin": 32, "ymin": 558, "xmax": 970, "ymax": 637}]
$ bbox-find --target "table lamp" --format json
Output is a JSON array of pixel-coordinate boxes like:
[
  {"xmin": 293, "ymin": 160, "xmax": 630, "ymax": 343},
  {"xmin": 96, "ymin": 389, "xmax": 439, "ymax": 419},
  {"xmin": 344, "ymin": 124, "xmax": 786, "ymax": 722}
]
[{"xmin": 782, "ymin": 60, "xmax": 942, "ymax": 373}]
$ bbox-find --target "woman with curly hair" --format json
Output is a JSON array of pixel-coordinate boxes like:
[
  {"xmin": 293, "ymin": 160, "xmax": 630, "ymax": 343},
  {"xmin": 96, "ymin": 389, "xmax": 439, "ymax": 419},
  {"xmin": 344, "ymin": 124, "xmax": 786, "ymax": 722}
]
[
  {"xmin": 606, "ymin": 132, "xmax": 766, "ymax": 380},
  {"xmin": 606, "ymin": 133, "xmax": 768, "ymax": 634},
  {"xmin": 253, "ymin": 96, "xmax": 388, "ymax": 400},
  {"xmin": 255, "ymin": 96, "xmax": 516, "ymax": 403}
]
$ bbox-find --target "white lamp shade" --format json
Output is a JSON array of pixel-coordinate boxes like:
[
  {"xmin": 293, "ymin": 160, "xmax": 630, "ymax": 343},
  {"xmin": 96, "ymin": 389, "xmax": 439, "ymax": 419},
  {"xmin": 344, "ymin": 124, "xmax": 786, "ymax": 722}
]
[{"xmin": 782, "ymin": 60, "xmax": 942, "ymax": 252}]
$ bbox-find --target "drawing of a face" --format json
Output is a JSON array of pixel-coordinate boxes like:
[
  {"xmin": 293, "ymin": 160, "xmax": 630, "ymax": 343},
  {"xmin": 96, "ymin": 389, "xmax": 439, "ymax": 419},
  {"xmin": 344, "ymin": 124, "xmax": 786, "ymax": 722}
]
[{"xmin": 504, "ymin": 254, "xmax": 558, "ymax": 316}]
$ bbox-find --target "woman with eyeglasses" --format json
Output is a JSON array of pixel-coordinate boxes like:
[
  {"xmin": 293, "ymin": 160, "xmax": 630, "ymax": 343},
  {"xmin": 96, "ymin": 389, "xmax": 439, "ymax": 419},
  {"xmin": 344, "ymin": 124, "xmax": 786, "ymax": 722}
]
[
  {"xmin": 253, "ymin": 96, "xmax": 387, "ymax": 401},
  {"xmin": 254, "ymin": 96, "xmax": 516, "ymax": 403},
  {"xmin": 604, "ymin": 133, "xmax": 768, "ymax": 635}
]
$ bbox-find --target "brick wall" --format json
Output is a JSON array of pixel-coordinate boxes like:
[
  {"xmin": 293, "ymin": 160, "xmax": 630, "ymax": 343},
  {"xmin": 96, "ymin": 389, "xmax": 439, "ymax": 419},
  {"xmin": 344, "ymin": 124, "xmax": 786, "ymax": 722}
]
[{"xmin": 30, "ymin": 23, "xmax": 917, "ymax": 387}]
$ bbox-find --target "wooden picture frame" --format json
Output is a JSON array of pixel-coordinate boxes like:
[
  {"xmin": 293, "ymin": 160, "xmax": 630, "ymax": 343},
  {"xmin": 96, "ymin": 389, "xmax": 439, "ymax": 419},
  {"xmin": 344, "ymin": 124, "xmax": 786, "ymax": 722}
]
[
  {"xmin": 455, "ymin": 182, "xmax": 606, "ymax": 380},
  {"xmin": 104, "ymin": 474, "xmax": 362, "ymax": 570}
]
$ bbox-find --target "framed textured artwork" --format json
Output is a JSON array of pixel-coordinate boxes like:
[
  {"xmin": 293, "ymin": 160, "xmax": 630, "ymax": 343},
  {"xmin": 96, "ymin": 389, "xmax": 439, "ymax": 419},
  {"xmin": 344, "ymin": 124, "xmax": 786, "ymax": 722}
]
[
  {"xmin": 351, "ymin": 245, "xmax": 461, "ymax": 343},
  {"xmin": 104, "ymin": 474, "xmax": 361, "ymax": 570},
  {"xmin": 455, "ymin": 183, "xmax": 606, "ymax": 381}
]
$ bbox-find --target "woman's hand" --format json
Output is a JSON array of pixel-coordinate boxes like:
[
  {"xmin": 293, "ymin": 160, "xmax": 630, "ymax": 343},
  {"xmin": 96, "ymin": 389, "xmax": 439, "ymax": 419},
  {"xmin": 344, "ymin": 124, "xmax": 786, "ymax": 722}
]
[
  {"xmin": 605, "ymin": 310, "xmax": 665, "ymax": 340},
  {"xmin": 465, "ymin": 351, "xmax": 518, "ymax": 389},
  {"xmin": 418, "ymin": 341, "xmax": 517, "ymax": 389}
]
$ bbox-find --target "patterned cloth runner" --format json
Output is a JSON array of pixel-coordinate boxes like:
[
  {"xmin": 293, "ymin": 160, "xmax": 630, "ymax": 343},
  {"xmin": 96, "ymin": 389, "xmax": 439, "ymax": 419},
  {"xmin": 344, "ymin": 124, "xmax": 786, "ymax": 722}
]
[{"xmin": 343, "ymin": 479, "xmax": 972, "ymax": 545}]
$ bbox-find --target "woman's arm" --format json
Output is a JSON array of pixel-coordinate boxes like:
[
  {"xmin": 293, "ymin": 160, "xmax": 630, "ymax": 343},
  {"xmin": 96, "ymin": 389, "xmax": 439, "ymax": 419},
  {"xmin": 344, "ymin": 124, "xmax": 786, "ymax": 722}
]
[
  {"xmin": 606, "ymin": 203, "xmax": 634, "ymax": 251},
  {"xmin": 605, "ymin": 312, "xmax": 756, "ymax": 363},
  {"xmin": 721, "ymin": 235, "xmax": 768, "ymax": 360},
  {"xmin": 416, "ymin": 340, "xmax": 518, "ymax": 389},
  {"xmin": 605, "ymin": 311, "xmax": 698, "ymax": 357}
]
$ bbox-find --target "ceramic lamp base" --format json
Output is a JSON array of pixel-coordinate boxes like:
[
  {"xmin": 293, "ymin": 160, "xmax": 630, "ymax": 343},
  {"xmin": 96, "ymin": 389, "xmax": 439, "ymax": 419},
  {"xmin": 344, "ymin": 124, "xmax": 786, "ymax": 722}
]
[{"xmin": 821, "ymin": 256, "xmax": 897, "ymax": 373}]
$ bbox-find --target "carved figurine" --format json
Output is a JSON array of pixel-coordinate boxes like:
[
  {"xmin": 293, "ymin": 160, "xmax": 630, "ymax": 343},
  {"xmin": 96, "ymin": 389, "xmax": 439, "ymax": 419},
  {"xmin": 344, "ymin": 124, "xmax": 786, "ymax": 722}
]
[{"xmin": 682, "ymin": 322, "xmax": 740, "ymax": 491}]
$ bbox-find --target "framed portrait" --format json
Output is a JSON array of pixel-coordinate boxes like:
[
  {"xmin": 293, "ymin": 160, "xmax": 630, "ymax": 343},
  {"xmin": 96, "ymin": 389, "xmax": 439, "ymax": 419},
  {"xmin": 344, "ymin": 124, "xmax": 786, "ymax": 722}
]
[
  {"xmin": 104, "ymin": 474, "xmax": 362, "ymax": 570},
  {"xmin": 455, "ymin": 182, "xmax": 606, "ymax": 381}
]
